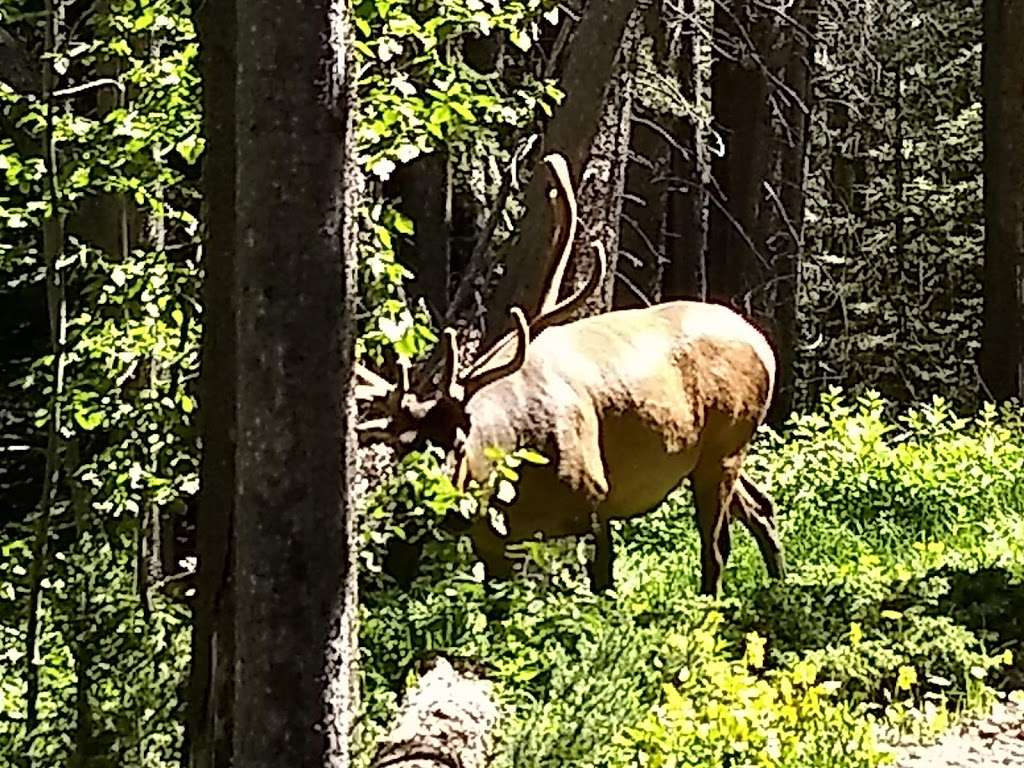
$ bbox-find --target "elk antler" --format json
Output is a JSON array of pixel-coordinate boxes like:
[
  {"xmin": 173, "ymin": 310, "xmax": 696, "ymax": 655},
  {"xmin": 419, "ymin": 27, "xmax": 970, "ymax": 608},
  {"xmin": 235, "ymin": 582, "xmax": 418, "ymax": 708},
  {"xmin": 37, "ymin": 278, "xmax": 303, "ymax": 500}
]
[
  {"xmin": 529, "ymin": 239, "xmax": 607, "ymax": 335},
  {"xmin": 462, "ymin": 151, "xmax": 586, "ymax": 380},
  {"xmin": 446, "ymin": 307, "xmax": 530, "ymax": 400},
  {"xmin": 354, "ymin": 362, "xmax": 396, "ymax": 400},
  {"xmin": 466, "ymin": 241, "xmax": 606, "ymax": 380},
  {"xmin": 538, "ymin": 153, "xmax": 578, "ymax": 315}
]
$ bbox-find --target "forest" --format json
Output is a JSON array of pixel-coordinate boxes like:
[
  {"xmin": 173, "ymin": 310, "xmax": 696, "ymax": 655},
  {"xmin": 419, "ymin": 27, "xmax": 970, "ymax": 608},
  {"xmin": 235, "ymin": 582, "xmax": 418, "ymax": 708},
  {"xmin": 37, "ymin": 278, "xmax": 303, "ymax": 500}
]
[{"xmin": 2, "ymin": 0, "xmax": 1024, "ymax": 765}]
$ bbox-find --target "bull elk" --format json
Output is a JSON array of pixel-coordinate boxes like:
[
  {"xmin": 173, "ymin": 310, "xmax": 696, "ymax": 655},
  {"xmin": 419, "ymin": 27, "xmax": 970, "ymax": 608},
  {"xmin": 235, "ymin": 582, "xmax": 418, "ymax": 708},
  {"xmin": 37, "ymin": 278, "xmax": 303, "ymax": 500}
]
[{"xmin": 356, "ymin": 154, "xmax": 785, "ymax": 596}]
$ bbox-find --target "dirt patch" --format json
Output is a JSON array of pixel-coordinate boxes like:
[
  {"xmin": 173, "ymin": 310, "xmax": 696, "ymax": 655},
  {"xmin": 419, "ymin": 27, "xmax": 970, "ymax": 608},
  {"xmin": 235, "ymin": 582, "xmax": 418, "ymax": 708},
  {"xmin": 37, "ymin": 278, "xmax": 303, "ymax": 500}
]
[{"xmin": 895, "ymin": 698, "xmax": 1024, "ymax": 768}]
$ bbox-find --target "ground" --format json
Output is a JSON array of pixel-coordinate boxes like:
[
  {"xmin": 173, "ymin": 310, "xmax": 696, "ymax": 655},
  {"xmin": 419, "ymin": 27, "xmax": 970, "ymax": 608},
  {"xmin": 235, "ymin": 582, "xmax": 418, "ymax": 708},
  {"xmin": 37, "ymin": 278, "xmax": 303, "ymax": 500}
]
[{"xmin": 896, "ymin": 699, "xmax": 1024, "ymax": 768}]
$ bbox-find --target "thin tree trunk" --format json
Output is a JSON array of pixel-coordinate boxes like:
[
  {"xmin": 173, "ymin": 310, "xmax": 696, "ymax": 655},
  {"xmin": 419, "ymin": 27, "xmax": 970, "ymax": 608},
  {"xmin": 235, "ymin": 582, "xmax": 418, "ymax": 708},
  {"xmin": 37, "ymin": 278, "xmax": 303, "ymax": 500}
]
[
  {"xmin": 231, "ymin": 0, "xmax": 357, "ymax": 763},
  {"xmin": 387, "ymin": 153, "xmax": 450, "ymax": 319},
  {"xmin": 979, "ymin": 0, "xmax": 1024, "ymax": 400},
  {"xmin": 25, "ymin": 0, "xmax": 66, "ymax": 748},
  {"xmin": 662, "ymin": 0, "xmax": 713, "ymax": 301},
  {"xmin": 450, "ymin": 0, "xmax": 641, "ymax": 339},
  {"xmin": 706, "ymin": 0, "xmax": 771, "ymax": 317},
  {"xmin": 764, "ymin": 0, "xmax": 817, "ymax": 424},
  {"xmin": 615, "ymin": 1, "xmax": 680, "ymax": 309},
  {"xmin": 188, "ymin": 0, "xmax": 236, "ymax": 762}
]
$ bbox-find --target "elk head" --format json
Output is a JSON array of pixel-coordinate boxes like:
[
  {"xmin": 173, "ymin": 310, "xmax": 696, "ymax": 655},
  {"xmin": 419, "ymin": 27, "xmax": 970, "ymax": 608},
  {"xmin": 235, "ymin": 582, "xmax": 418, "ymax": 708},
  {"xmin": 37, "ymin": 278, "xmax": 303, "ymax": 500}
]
[{"xmin": 354, "ymin": 151, "xmax": 606, "ymax": 457}]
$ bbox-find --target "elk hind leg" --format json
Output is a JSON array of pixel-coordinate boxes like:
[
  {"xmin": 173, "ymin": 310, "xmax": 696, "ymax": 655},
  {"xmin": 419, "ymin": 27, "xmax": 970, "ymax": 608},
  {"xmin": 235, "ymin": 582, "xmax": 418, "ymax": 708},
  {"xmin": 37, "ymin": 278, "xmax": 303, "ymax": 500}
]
[
  {"xmin": 731, "ymin": 474, "xmax": 786, "ymax": 580},
  {"xmin": 691, "ymin": 458, "xmax": 740, "ymax": 597}
]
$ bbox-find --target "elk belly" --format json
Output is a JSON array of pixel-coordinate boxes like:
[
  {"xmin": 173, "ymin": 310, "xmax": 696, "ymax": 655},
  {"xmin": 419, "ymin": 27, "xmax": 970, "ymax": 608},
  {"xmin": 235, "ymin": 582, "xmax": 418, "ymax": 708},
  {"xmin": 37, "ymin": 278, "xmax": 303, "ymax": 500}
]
[
  {"xmin": 497, "ymin": 461, "xmax": 601, "ymax": 541},
  {"xmin": 600, "ymin": 412, "xmax": 700, "ymax": 519}
]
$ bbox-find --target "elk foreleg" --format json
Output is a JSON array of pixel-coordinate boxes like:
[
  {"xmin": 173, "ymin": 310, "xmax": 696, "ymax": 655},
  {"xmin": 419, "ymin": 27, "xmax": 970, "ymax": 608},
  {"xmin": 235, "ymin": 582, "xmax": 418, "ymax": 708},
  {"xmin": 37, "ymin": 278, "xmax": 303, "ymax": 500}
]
[
  {"xmin": 468, "ymin": 517, "xmax": 515, "ymax": 581},
  {"xmin": 588, "ymin": 512, "xmax": 614, "ymax": 592},
  {"xmin": 731, "ymin": 474, "xmax": 786, "ymax": 580}
]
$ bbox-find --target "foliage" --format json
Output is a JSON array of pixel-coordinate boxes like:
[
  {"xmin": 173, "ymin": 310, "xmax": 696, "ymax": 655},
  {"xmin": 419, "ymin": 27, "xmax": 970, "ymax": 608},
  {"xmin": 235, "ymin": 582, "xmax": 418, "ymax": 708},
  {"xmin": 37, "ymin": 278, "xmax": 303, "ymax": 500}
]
[
  {"xmin": 355, "ymin": 392, "xmax": 1024, "ymax": 766},
  {"xmin": 0, "ymin": 0, "xmax": 558, "ymax": 762},
  {"xmin": 352, "ymin": 0, "xmax": 563, "ymax": 365},
  {"xmin": 627, "ymin": 624, "xmax": 890, "ymax": 768},
  {"xmin": 799, "ymin": 0, "xmax": 983, "ymax": 409}
]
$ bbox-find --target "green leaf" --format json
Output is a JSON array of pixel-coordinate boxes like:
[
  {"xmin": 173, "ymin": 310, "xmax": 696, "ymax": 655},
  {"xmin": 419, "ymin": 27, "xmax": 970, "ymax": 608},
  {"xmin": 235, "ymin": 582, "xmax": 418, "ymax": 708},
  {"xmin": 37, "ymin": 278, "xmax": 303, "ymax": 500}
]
[
  {"xmin": 175, "ymin": 135, "xmax": 205, "ymax": 164},
  {"xmin": 509, "ymin": 28, "xmax": 532, "ymax": 51},
  {"xmin": 392, "ymin": 213, "xmax": 415, "ymax": 235},
  {"xmin": 74, "ymin": 410, "xmax": 103, "ymax": 431}
]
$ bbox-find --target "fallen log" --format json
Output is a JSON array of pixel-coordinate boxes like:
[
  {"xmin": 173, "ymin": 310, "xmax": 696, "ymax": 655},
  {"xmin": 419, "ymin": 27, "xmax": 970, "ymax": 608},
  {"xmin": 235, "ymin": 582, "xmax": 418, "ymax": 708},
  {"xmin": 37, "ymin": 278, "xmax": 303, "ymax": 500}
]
[{"xmin": 371, "ymin": 657, "xmax": 498, "ymax": 768}]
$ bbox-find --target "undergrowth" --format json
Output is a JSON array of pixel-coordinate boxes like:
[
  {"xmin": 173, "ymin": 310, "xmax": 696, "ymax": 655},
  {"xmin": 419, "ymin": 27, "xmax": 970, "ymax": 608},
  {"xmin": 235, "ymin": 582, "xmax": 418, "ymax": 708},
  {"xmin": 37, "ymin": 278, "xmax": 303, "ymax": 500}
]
[{"xmin": 355, "ymin": 390, "xmax": 1024, "ymax": 766}]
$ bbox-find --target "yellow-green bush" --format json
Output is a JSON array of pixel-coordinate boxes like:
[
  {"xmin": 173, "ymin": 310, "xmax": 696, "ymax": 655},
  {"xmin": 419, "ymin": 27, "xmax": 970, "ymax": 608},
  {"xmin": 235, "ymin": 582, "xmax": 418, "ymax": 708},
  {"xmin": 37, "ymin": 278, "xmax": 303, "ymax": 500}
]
[{"xmin": 625, "ymin": 613, "xmax": 892, "ymax": 768}]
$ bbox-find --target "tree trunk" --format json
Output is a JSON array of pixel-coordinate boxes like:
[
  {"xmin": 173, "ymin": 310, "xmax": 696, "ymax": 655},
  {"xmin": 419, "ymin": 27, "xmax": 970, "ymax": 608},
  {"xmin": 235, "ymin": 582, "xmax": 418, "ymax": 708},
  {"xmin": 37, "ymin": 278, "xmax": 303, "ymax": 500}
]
[
  {"xmin": 662, "ymin": 0, "xmax": 713, "ymax": 302},
  {"xmin": 191, "ymin": 0, "xmax": 358, "ymax": 765},
  {"xmin": 614, "ymin": 2, "xmax": 680, "ymax": 309},
  {"xmin": 25, "ymin": 0, "xmax": 66, "ymax": 746},
  {"xmin": 386, "ymin": 153, "xmax": 450, "ymax": 320},
  {"xmin": 189, "ymin": 0, "xmax": 237, "ymax": 763},
  {"xmin": 979, "ymin": 0, "xmax": 1024, "ymax": 401},
  {"xmin": 370, "ymin": 658, "xmax": 498, "ymax": 768},
  {"xmin": 566, "ymin": 11, "xmax": 640, "ymax": 316},
  {"xmin": 706, "ymin": 0, "xmax": 771, "ymax": 318},
  {"xmin": 450, "ymin": 0, "xmax": 640, "ymax": 340},
  {"xmin": 762, "ymin": 0, "xmax": 818, "ymax": 425}
]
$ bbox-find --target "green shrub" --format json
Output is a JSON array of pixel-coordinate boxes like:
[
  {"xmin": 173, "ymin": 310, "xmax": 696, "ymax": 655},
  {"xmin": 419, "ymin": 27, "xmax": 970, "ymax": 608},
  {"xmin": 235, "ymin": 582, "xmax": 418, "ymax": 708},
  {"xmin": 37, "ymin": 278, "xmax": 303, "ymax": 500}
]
[{"xmin": 625, "ymin": 613, "xmax": 893, "ymax": 768}]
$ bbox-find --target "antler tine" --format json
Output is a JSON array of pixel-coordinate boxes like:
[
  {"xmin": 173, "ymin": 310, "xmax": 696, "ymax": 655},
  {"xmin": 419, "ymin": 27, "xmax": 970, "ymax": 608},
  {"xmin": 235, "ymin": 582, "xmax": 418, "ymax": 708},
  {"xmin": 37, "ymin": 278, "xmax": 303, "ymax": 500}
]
[
  {"xmin": 461, "ymin": 307, "xmax": 530, "ymax": 397},
  {"xmin": 354, "ymin": 362, "xmax": 396, "ymax": 400},
  {"xmin": 442, "ymin": 327, "xmax": 464, "ymax": 401},
  {"xmin": 539, "ymin": 152, "xmax": 578, "ymax": 315},
  {"xmin": 530, "ymin": 239, "xmax": 607, "ymax": 335}
]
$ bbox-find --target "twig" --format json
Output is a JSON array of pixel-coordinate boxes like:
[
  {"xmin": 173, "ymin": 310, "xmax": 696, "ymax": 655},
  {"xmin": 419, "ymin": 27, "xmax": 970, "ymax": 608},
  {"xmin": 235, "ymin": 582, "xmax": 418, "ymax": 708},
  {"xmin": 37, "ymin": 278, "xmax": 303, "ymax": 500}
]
[
  {"xmin": 614, "ymin": 268, "xmax": 653, "ymax": 305},
  {"xmin": 762, "ymin": 179, "xmax": 802, "ymax": 249},
  {"xmin": 53, "ymin": 77, "xmax": 123, "ymax": 98}
]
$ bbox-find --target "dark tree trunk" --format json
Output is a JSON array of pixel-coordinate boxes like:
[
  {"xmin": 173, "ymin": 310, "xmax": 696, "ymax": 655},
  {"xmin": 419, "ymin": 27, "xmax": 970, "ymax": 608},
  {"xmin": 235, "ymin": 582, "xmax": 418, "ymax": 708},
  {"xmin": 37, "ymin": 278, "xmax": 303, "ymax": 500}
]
[
  {"xmin": 191, "ymin": 0, "xmax": 358, "ymax": 765},
  {"xmin": 567, "ymin": 11, "xmax": 640, "ymax": 316},
  {"xmin": 763, "ymin": 0, "xmax": 818, "ymax": 425},
  {"xmin": 386, "ymin": 153, "xmax": 450, "ymax": 320},
  {"xmin": 615, "ymin": 2, "xmax": 679, "ymax": 309},
  {"xmin": 662, "ymin": 0, "xmax": 712, "ymax": 302},
  {"xmin": 706, "ymin": 0, "xmax": 771, "ymax": 318},
  {"xmin": 189, "ymin": 0, "xmax": 236, "ymax": 764},
  {"xmin": 450, "ymin": 0, "xmax": 641, "ymax": 341},
  {"xmin": 979, "ymin": 0, "xmax": 1024, "ymax": 401}
]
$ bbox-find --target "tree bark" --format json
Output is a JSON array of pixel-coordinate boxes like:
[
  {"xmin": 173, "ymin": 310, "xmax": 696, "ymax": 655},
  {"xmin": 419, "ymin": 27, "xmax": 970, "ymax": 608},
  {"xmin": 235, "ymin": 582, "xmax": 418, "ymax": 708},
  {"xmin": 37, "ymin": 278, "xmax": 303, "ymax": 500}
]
[
  {"xmin": 705, "ymin": 0, "xmax": 771, "ymax": 318},
  {"xmin": 450, "ymin": 0, "xmax": 640, "ymax": 341},
  {"xmin": 614, "ymin": 2, "xmax": 680, "ymax": 309},
  {"xmin": 762, "ymin": 0, "xmax": 818, "ymax": 425},
  {"xmin": 189, "ymin": 0, "xmax": 236, "ymax": 763},
  {"xmin": 191, "ymin": 0, "xmax": 358, "ymax": 765},
  {"xmin": 370, "ymin": 658, "xmax": 498, "ymax": 768},
  {"xmin": 25, "ymin": 0, "xmax": 66, "ymax": 747},
  {"xmin": 232, "ymin": 0, "xmax": 357, "ymax": 760},
  {"xmin": 979, "ymin": 0, "xmax": 1024, "ymax": 401},
  {"xmin": 662, "ymin": 0, "xmax": 713, "ymax": 301},
  {"xmin": 188, "ymin": 0, "xmax": 235, "ymax": 765},
  {"xmin": 566, "ymin": 11, "xmax": 640, "ymax": 316}
]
